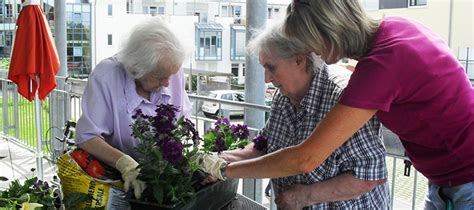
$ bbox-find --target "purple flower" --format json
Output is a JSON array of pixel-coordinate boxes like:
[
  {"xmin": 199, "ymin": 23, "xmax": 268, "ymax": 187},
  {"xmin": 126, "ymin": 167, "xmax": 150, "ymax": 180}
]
[
  {"xmin": 214, "ymin": 136, "xmax": 226, "ymax": 153},
  {"xmin": 132, "ymin": 109, "xmax": 143, "ymax": 119},
  {"xmin": 183, "ymin": 118, "xmax": 201, "ymax": 143},
  {"xmin": 155, "ymin": 104, "xmax": 179, "ymax": 122},
  {"xmin": 230, "ymin": 124, "xmax": 249, "ymax": 139},
  {"xmin": 33, "ymin": 179, "xmax": 50, "ymax": 190},
  {"xmin": 252, "ymin": 135, "xmax": 268, "ymax": 152},
  {"xmin": 153, "ymin": 119, "xmax": 175, "ymax": 134},
  {"xmin": 215, "ymin": 117, "xmax": 230, "ymax": 126},
  {"xmin": 161, "ymin": 140, "xmax": 184, "ymax": 165}
]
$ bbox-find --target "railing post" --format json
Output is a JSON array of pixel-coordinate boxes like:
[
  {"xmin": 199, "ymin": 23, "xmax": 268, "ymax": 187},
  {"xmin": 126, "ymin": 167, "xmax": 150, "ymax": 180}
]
[
  {"xmin": 2, "ymin": 80, "xmax": 8, "ymax": 135},
  {"xmin": 13, "ymin": 85, "xmax": 19, "ymax": 139}
]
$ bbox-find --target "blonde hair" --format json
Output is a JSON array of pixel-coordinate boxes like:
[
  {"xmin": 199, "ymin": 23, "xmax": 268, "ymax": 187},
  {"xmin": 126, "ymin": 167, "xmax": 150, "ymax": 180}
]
[
  {"xmin": 117, "ymin": 17, "xmax": 185, "ymax": 79},
  {"xmin": 283, "ymin": 0, "xmax": 379, "ymax": 60}
]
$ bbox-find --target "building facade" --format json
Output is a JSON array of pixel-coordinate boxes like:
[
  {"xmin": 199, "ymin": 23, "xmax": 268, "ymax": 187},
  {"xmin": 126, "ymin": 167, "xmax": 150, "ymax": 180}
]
[{"xmin": 0, "ymin": 0, "xmax": 472, "ymax": 81}]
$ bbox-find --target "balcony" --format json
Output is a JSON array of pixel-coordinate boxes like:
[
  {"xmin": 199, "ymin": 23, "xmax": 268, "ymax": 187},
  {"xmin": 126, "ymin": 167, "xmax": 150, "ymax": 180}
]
[{"xmin": 0, "ymin": 73, "xmax": 436, "ymax": 209}]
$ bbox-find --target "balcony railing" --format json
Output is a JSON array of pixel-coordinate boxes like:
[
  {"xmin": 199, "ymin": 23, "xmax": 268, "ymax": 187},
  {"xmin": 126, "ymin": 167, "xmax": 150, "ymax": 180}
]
[{"xmin": 0, "ymin": 74, "xmax": 429, "ymax": 210}]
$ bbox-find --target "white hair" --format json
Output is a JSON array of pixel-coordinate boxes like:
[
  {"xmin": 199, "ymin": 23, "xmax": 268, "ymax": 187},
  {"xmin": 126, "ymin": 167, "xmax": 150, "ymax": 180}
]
[
  {"xmin": 117, "ymin": 17, "xmax": 186, "ymax": 79},
  {"xmin": 247, "ymin": 22, "xmax": 321, "ymax": 74}
]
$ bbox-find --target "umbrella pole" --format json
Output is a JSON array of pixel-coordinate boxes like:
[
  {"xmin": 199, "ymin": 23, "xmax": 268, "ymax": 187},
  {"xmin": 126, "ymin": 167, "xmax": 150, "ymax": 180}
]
[{"xmin": 34, "ymin": 76, "xmax": 44, "ymax": 180}]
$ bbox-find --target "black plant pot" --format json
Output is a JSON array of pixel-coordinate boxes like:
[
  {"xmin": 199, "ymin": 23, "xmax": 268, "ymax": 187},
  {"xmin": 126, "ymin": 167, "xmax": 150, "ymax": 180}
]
[{"xmin": 128, "ymin": 178, "xmax": 238, "ymax": 210}]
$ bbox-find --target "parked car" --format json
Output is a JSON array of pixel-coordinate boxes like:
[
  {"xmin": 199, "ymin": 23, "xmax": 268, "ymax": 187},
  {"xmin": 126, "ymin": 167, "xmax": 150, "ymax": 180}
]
[{"xmin": 202, "ymin": 90, "xmax": 245, "ymax": 118}]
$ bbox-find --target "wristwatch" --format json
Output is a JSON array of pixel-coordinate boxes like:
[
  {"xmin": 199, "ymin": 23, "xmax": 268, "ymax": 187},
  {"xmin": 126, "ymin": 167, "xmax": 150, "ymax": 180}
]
[{"xmin": 220, "ymin": 162, "xmax": 228, "ymax": 180}]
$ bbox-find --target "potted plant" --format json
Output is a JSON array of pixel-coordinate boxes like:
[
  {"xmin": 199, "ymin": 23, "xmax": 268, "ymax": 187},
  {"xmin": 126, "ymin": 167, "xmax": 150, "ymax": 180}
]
[
  {"xmin": 202, "ymin": 117, "xmax": 250, "ymax": 153},
  {"xmin": 0, "ymin": 176, "xmax": 59, "ymax": 210},
  {"xmin": 129, "ymin": 104, "xmax": 239, "ymax": 209}
]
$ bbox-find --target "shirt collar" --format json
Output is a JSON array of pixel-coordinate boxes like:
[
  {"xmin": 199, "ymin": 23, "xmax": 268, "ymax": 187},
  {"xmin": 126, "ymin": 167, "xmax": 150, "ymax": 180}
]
[
  {"xmin": 124, "ymin": 74, "xmax": 172, "ymax": 114},
  {"xmin": 275, "ymin": 65, "xmax": 329, "ymax": 116},
  {"xmin": 299, "ymin": 65, "xmax": 329, "ymax": 115}
]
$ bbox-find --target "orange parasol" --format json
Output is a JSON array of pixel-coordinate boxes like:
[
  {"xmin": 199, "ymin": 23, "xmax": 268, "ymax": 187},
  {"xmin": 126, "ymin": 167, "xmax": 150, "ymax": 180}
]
[{"xmin": 8, "ymin": 0, "xmax": 59, "ymax": 102}]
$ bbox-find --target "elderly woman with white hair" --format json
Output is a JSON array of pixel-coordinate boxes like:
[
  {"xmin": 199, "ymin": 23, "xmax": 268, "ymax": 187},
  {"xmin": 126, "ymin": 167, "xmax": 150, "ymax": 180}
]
[{"xmin": 75, "ymin": 17, "xmax": 191, "ymax": 199}]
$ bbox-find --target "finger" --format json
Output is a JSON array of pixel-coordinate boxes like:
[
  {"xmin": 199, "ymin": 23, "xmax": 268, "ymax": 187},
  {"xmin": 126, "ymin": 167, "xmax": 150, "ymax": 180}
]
[
  {"xmin": 134, "ymin": 184, "xmax": 141, "ymax": 199},
  {"xmin": 208, "ymin": 176, "xmax": 218, "ymax": 182},
  {"xmin": 124, "ymin": 180, "xmax": 130, "ymax": 192}
]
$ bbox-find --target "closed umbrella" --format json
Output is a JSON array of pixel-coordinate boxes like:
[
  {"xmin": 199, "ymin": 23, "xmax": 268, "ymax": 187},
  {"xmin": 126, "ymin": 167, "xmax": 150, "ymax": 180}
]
[{"xmin": 8, "ymin": 0, "xmax": 60, "ymax": 179}]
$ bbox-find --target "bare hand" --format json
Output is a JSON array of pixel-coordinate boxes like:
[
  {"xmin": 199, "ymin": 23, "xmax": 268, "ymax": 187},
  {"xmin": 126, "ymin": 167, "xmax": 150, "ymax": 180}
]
[
  {"xmin": 275, "ymin": 184, "xmax": 308, "ymax": 210},
  {"xmin": 200, "ymin": 175, "xmax": 218, "ymax": 185}
]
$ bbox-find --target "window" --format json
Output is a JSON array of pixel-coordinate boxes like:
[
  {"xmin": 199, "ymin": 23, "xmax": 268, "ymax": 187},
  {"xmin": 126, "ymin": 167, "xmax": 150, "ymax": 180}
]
[
  {"xmin": 0, "ymin": 32, "xmax": 4, "ymax": 47},
  {"xmin": 158, "ymin": 6, "xmax": 165, "ymax": 15},
  {"xmin": 108, "ymin": 34, "xmax": 113, "ymax": 45},
  {"xmin": 379, "ymin": 0, "xmax": 407, "ymax": 9},
  {"xmin": 274, "ymin": 8, "xmax": 279, "ymax": 16},
  {"xmin": 107, "ymin": 4, "xmax": 113, "ymax": 16},
  {"xmin": 195, "ymin": 23, "xmax": 223, "ymax": 60},
  {"xmin": 222, "ymin": 5, "xmax": 228, "ymax": 16},
  {"xmin": 73, "ymin": 47, "xmax": 83, "ymax": 57},
  {"xmin": 150, "ymin": 6, "xmax": 157, "ymax": 15},
  {"xmin": 234, "ymin": 93, "xmax": 244, "ymax": 102},
  {"xmin": 409, "ymin": 0, "xmax": 427, "ymax": 6},
  {"xmin": 230, "ymin": 25, "xmax": 245, "ymax": 61},
  {"xmin": 458, "ymin": 47, "xmax": 474, "ymax": 80},
  {"xmin": 231, "ymin": 63, "xmax": 239, "ymax": 76},
  {"xmin": 5, "ymin": 4, "xmax": 12, "ymax": 17},
  {"xmin": 221, "ymin": 93, "xmax": 233, "ymax": 100}
]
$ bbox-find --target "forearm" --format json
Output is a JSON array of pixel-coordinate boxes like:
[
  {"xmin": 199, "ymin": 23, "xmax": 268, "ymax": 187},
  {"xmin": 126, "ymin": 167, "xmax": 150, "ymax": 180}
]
[
  {"xmin": 226, "ymin": 146, "xmax": 308, "ymax": 179},
  {"xmin": 301, "ymin": 172, "xmax": 386, "ymax": 204},
  {"xmin": 219, "ymin": 143, "xmax": 264, "ymax": 162},
  {"xmin": 77, "ymin": 137, "xmax": 124, "ymax": 167},
  {"xmin": 226, "ymin": 104, "xmax": 377, "ymax": 179}
]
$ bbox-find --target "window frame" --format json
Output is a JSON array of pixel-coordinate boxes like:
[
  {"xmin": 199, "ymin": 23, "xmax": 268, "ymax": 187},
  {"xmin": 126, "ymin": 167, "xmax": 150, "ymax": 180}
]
[{"xmin": 195, "ymin": 26, "xmax": 223, "ymax": 61}]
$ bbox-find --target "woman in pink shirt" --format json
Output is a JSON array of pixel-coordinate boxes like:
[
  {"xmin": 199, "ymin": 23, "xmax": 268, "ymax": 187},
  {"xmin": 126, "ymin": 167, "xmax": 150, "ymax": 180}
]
[{"xmin": 197, "ymin": 1, "xmax": 474, "ymax": 209}]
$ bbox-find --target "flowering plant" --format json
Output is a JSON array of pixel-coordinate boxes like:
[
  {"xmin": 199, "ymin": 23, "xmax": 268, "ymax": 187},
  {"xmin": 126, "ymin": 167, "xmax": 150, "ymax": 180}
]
[
  {"xmin": 130, "ymin": 104, "xmax": 202, "ymax": 205},
  {"xmin": 0, "ymin": 177, "xmax": 58, "ymax": 210},
  {"xmin": 202, "ymin": 117, "xmax": 251, "ymax": 153}
]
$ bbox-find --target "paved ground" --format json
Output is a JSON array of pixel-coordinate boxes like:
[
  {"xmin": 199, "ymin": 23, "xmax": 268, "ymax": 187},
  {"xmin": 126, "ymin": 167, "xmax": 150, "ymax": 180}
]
[{"xmin": 0, "ymin": 138, "xmax": 57, "ymax": 189}]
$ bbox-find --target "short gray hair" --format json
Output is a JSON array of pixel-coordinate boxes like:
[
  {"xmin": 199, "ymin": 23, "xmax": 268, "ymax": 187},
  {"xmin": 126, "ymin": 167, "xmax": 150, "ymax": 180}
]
[
  {"xmin": 247, "ymin": 23, "xmax": 318, "ymax": 74},
  {"xmin": 117, "ymin": 17, "xmax": 186, "ymax": 79},
  {"xmin": 283, "ymin": 0, "xmax": 379, "ymax": 60}
]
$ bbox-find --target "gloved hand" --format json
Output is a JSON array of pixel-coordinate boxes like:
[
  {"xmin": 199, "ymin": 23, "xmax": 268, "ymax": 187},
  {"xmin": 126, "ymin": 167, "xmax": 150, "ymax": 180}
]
[
  {"xmin": 115, "ymin": 155, "xmax": 146, "ymax": 199},
  {"xmin": 193, "ymin": 153, "xmax": 228, "ymax": 180}
]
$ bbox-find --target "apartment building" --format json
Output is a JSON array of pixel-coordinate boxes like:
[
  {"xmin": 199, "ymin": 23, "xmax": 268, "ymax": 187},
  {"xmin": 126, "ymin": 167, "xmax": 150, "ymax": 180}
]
[{"xmin": 0, "ymin": 0, "xmax": 472, "ymax": 81}]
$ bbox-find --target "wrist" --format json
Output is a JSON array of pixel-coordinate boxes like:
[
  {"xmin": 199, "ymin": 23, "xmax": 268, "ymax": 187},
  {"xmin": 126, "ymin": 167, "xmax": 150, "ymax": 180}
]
[
  {"xmin": 115, "ymin": 155, "xmax": 138, "ymax": 173},
  {"xmin": 220, "ymin": 162, "xmax": 228, "ymax": 180}
]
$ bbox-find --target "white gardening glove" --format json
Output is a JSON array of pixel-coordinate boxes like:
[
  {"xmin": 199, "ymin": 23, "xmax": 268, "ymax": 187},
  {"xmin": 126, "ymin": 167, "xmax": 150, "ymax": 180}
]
[
  {"xmin": 193, "ymin": 153, "xmax": 228, "ymax": 180},
  {"xmin": 115, "ymin": 155, "xmax": 146, "ymax": 199}
]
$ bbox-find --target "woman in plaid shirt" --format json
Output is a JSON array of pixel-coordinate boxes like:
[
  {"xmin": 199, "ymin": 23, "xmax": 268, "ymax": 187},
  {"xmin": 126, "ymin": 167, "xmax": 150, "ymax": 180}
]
[{"xmin": 218, "ymin": 24, "xmax": 390, "ymax": 209}]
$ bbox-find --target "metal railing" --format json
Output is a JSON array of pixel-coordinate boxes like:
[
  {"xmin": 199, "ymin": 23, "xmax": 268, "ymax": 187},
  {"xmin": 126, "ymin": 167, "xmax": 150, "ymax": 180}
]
[{"xmin": 0, "ymin": 76, "xmax": 429, "ymax": 210}]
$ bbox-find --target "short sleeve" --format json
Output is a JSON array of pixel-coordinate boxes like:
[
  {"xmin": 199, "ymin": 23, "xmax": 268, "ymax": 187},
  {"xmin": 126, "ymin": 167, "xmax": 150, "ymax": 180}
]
[
  {"xmin": 75, "ymin": 70, "xmax": 114, "ymax": 145},
  {"xmin": 340, "ymin": 57, "xmax": 401, "ymax": 112}
]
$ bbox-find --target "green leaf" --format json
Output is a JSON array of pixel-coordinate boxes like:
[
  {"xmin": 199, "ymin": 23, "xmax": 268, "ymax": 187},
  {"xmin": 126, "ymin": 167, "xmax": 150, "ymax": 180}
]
[
  {"xmin": 152, "ymin": 185, "xmax": 164, "ymax": 204},
  {"xmin": 63, "ymin": 192, "xmax": 91, "ymax": 209}
]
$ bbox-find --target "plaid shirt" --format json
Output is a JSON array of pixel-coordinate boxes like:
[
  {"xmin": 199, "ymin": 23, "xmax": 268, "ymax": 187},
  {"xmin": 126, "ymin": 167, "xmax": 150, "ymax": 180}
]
[{"xmin": 262, "ymin": 65, "xmax": 390, "ymax": 209}]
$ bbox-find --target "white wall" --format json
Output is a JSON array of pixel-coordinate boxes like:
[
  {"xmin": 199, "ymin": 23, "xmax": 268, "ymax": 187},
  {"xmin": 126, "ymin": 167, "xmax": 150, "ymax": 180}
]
[{"xmin": 365, "ymin": 0, "xmax": 473, "ymax": 57}]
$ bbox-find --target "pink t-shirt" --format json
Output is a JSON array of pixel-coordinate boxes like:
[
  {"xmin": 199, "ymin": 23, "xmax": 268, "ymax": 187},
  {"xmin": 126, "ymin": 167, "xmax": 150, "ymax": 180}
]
[{"xmin": 340, "ymin": 16, "xmax": 474, "ymax": 187}]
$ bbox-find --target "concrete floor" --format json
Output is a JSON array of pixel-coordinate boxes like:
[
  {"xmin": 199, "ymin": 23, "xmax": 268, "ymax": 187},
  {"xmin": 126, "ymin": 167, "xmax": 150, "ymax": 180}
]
[{"xmin": 0, "ymin": 138, "xmax": 57, "ymax": 189}]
